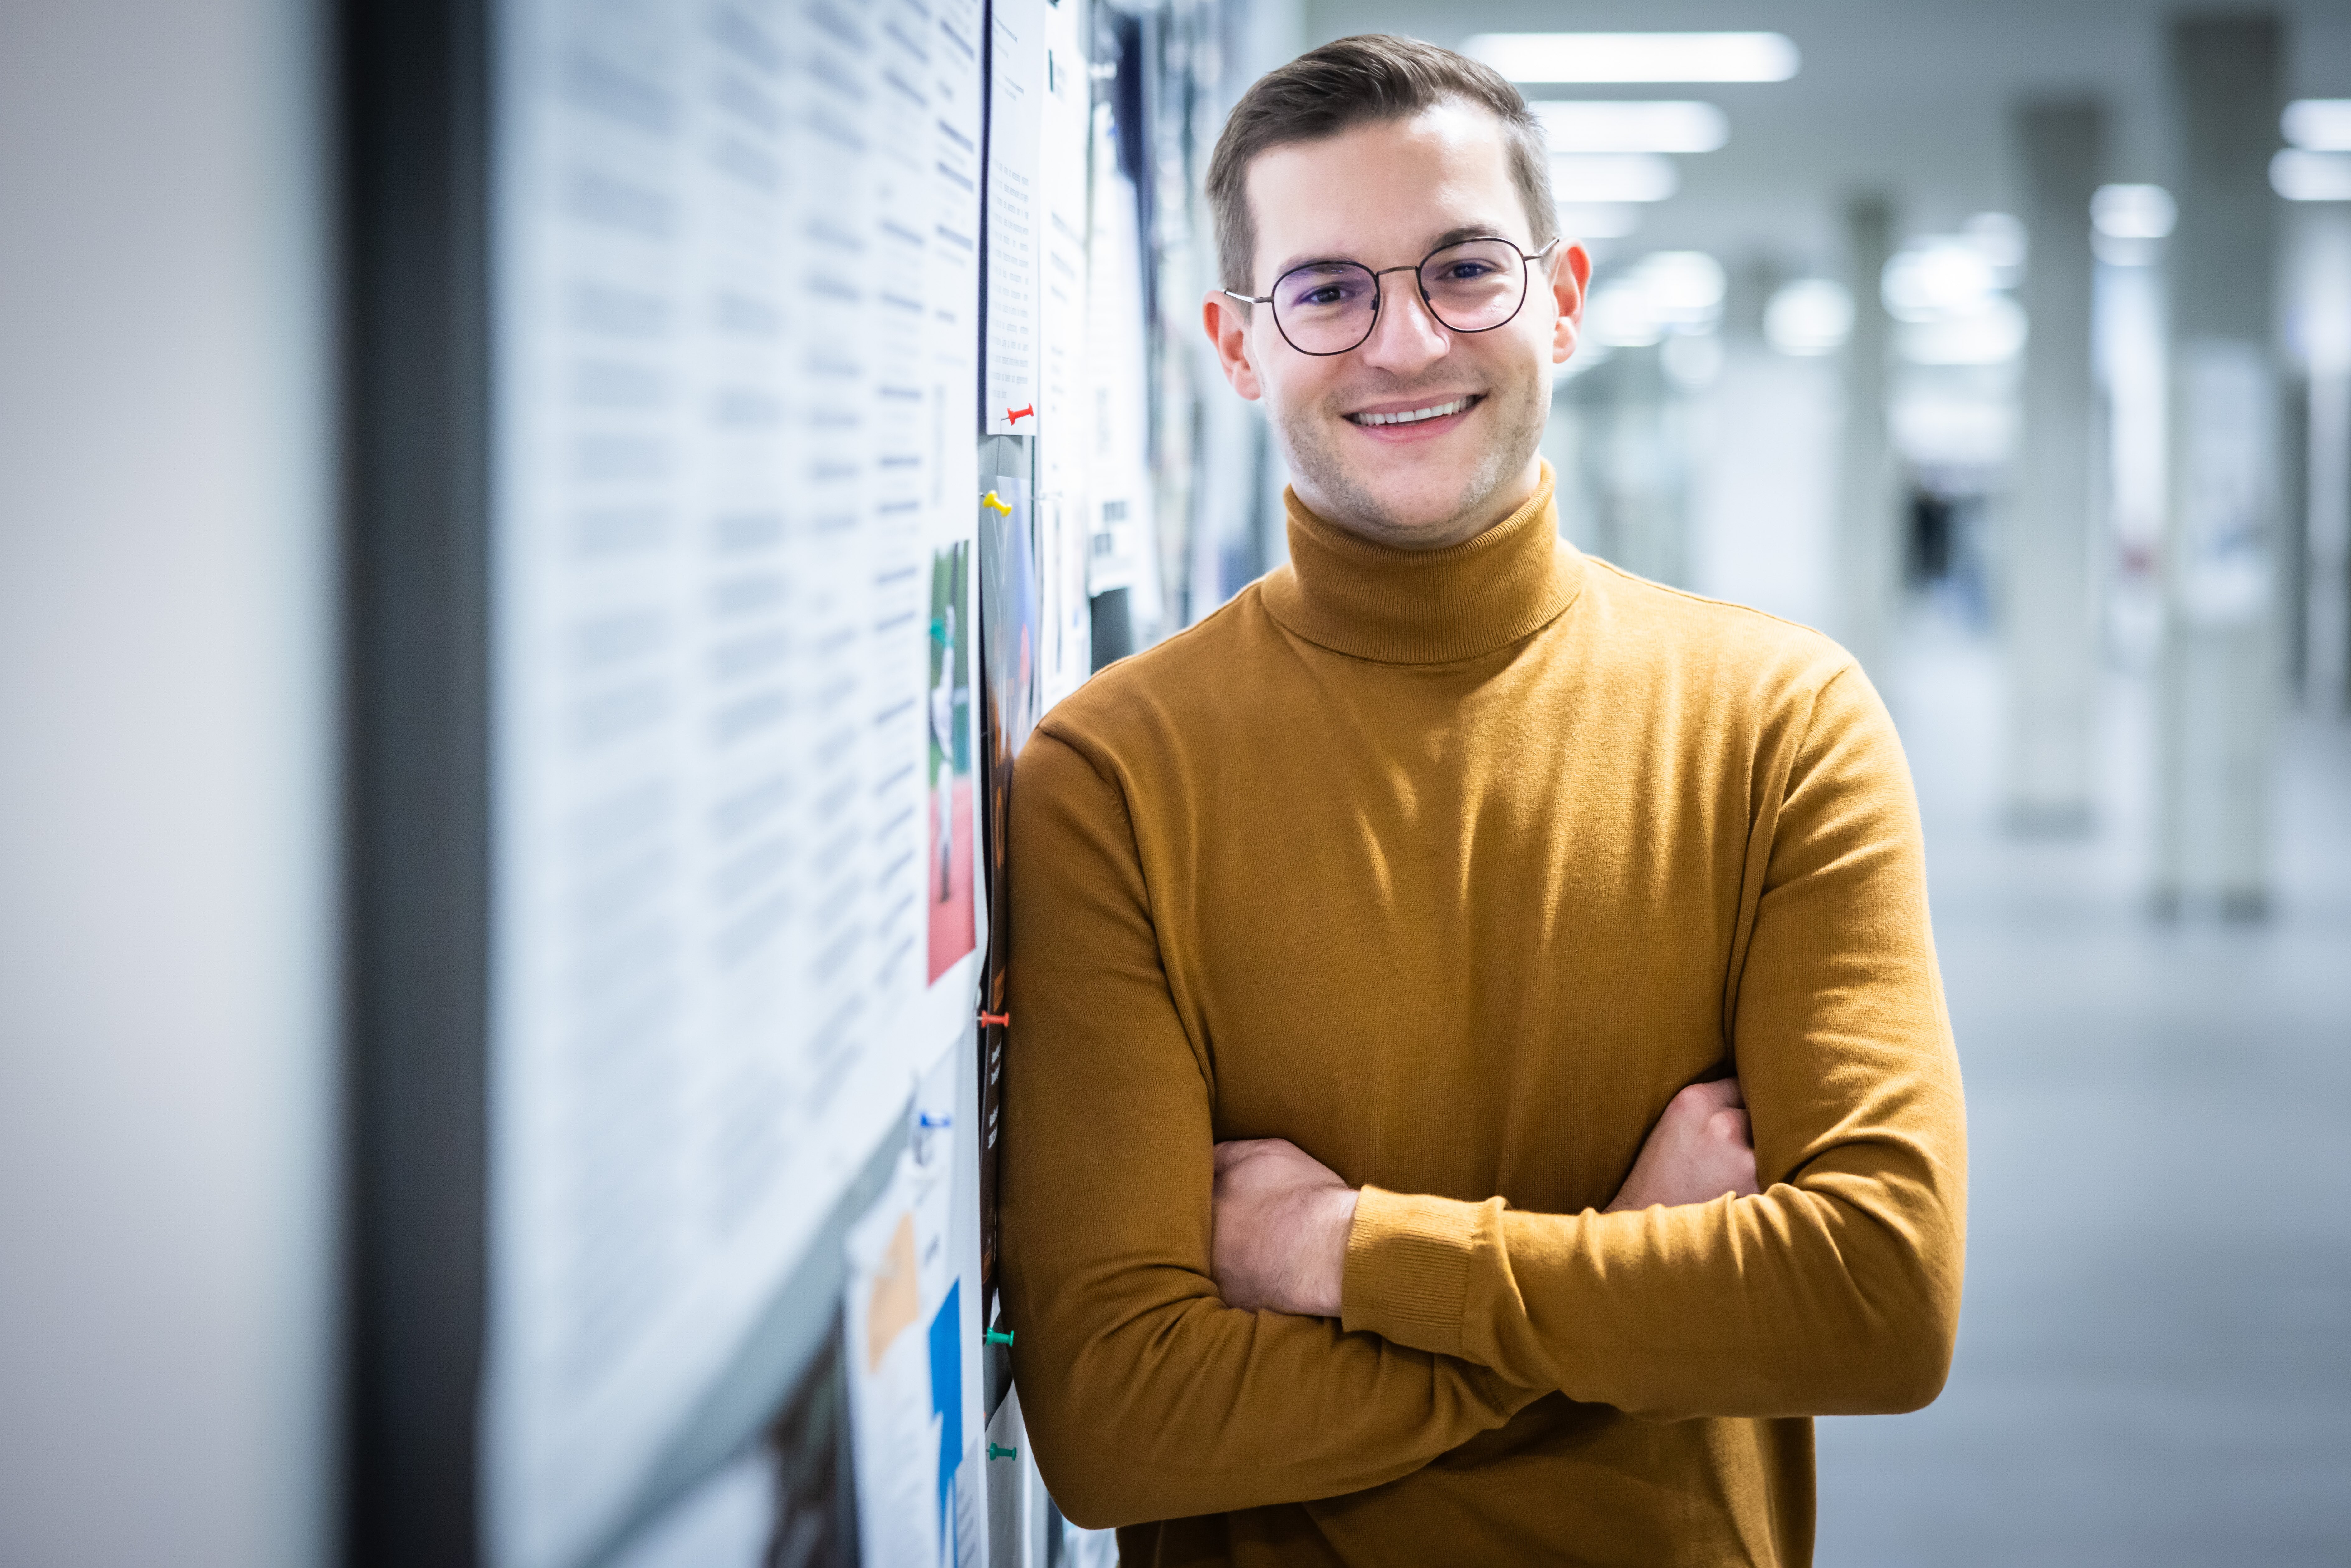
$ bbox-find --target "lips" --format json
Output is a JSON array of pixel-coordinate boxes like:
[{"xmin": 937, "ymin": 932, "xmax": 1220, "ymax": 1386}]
[{"xmin": 1346, "ymin": 395, "xmax": 1480, "ymax": 427}]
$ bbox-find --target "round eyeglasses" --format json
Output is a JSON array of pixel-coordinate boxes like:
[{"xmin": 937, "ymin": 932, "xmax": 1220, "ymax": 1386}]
[{"xmin": 1224, "ymin": 236, "xmax": 1563, "ymax": 357}]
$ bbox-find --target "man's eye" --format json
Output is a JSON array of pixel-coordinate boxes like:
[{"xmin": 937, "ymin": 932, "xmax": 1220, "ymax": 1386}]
[
  {"xmin": 1293, "ymin": 283, "xmax": 1358, "ymax": 308},
  {"xmin": 1438, "ymin": 262, "xmax": 1501, "ymax": 282}
]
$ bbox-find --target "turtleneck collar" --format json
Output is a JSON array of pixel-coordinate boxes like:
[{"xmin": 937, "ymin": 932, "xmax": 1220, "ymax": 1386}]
[{"xmin": 1259, "ymin": 462, "xmax": 1585, "ymax": 666}]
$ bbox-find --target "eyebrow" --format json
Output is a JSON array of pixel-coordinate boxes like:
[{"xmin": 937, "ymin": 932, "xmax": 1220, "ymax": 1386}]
[{"xmin": 1265, "ymin": 223, "xmax": 1528, "ymax": 283}]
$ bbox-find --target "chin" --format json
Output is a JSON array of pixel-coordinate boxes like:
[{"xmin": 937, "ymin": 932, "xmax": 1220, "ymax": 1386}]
[
  {"xmin": 1271, "ymin": 384, "xmax": 1543, "ymax": 549},
  {"xmin": 1364, "ymin": 473, "xmax": 1484, "ymax": 534}
]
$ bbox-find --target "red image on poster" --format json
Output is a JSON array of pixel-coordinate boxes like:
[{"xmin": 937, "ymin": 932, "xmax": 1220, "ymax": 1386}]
[{"xmin": 926, "ymin": 541, "xmax": 977, "ymax": 982}]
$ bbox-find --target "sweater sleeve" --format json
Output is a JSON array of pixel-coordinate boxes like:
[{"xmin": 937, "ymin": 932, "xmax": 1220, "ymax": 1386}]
[
  {"xmin": 998, "ymin": 727, "xmax": 1543, "ymax": 1530},
  {"xmin": 1339, "ymin": 664, "xmax": 1968, "ymax": 1420}
]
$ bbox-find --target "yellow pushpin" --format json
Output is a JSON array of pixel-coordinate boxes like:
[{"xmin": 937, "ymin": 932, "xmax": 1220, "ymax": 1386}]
[{"xmin": 982, "ymin": 490, "xmax": 1012, "ymax": 516}]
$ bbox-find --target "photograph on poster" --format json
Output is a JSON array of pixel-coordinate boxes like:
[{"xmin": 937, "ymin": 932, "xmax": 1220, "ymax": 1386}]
[{"xmin": 927, "ymin": 542, "xmax": 977, "ymax": 982}]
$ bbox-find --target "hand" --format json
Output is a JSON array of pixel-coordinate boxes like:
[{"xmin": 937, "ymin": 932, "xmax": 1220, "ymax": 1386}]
[
  {"xmin": 1606, "ymin": 1078, "xmax": 1760, "ymax": 1213},
  {"xmin": 1210, "ymin": 1139, "xmax": 1359, "ymax": 1317}
]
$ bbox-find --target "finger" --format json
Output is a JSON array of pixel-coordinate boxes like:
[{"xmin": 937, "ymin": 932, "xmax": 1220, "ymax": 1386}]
[
  {"xmin": 1680, "ymin": 1077, "xmax": 1741, "ymax": 1114},
  {"xmin": 1706, "ymin": 1108, "xmax": 1753, "ymax": 1148}
]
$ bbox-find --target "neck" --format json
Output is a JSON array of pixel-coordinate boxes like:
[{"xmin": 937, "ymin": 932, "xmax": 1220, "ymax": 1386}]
[
  {"xmin": 1291, "ymin": 451, "xmax": 1548, "ymax": 553},
  {"xmin": 1260, "ymin": 460, "xmax": 1585, "ymax": 665}
]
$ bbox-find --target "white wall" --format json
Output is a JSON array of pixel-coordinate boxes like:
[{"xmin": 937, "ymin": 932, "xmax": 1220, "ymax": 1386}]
[{"xmin": 0, "ymin": 3, "xmax": 336, "ymax": 1566}]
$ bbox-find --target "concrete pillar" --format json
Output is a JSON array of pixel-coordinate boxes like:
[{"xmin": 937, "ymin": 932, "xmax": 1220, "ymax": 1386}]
[
  {"xmin": 1835, "ymin": 195, "xmax": 1900, "ymax": 674},
  {"xmin": 2155, "ymin": 13, "xmax": 2285, "ymax": 916},
  {"xmin": 2007, "ymin": 100, "xmax": 2106, "ymax": 831},
  {"xmin": 2293, "ymin": 207, "xmax": 2351, "ymax": 713}
]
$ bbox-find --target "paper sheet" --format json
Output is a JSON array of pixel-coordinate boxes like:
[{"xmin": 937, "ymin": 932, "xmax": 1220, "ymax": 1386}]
[
  {"xmin": 983, "ymin": 0, "xmax": 1047, "ymax": 434},
  {"xmin": 844, "ymin": 1125, "xmax": 967, "ymax": 1567},
  {"xmin": 1033, "ymin": 0, "xmax": 1094, "ymax": 707},
  {"xmin": 485, "ymin": 1, "xmax": 986, "ymax": 1563}
]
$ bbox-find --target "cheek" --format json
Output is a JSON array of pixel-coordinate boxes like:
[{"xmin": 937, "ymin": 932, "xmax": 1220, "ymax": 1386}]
[{"xmin": 1257, "ymin": 349, "xmax": 1334, "ymax": 416}]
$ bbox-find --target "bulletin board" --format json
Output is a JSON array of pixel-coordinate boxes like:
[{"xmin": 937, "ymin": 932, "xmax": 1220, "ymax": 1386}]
[{"xmin": 342, "ymin": 0, "xmax": 1257, "ymax": 1563}]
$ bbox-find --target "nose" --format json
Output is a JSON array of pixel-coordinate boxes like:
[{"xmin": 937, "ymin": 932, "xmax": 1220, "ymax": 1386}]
[{"xmin": 1357, "ymin": 267, "xmax": 1451, "ymax": 375}]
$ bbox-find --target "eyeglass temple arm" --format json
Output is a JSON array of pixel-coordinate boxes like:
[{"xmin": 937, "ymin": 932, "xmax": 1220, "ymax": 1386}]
[{"xmin": 1222, "ymin": 289, "xmax": 1272, "ymax": 304}]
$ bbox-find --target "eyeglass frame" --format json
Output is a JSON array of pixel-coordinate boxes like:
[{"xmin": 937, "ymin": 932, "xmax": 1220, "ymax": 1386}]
[{"xmin": 1222, "ymin": 235, "xmax": 1566, "ymax": 358}]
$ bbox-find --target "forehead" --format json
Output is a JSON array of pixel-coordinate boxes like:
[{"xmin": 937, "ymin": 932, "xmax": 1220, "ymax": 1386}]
[{"xmin": 1244, "ymin": 101, "xmax": 1527, "ymax": 282}]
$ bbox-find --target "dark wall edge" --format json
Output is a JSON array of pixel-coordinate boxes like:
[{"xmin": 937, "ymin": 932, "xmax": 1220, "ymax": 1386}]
[{"xmin": 341, "ymin": 0, "xmax": 493, "ymax": 1561}]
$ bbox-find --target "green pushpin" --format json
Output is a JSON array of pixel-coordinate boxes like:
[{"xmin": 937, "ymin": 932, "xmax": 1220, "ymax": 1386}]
[
  {"xmin": 988, "ymin": 1443, "xmax": 1019, "ymax": 1461},
  {"xmin": 984, "ymin": 1329, "xmax": 1015, "ymax": 1349}
]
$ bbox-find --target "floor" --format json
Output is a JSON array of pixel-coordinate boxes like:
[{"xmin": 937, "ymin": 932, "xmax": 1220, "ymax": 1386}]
[{"xmin": 1813, "ymin": 621, "xmax": 2351, "ymax": 1567}]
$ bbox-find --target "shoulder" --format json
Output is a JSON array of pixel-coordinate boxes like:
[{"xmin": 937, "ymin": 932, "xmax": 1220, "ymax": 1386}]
[
  {"xmin": 1569, "ymin": 554, "xmax": 1861, "ymax": 722},
  {"xmin": 1024, "ymin": 580, "xmax": 1281, "ymax": 775}
]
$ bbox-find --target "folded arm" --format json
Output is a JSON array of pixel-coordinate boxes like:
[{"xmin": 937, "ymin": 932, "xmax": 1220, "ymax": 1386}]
[
  {"xmin": 998, "ymin": 730, "xmax": 1545, "ymax": 1531},
  {"xmin": 1333, "ymin": 667, "xmax": 1967, "ymax": 1420}
]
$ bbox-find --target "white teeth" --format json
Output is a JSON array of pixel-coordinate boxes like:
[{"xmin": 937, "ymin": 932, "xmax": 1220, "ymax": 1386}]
[{"xmin": 1351, "ymin": 397, "xmax": 1470, "ymax": 426}]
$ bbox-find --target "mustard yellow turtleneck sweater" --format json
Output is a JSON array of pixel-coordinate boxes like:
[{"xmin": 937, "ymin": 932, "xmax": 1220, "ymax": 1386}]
[{"xmin": 999, "ymin": 467, "xmax": 1966, "ymax": 1567}]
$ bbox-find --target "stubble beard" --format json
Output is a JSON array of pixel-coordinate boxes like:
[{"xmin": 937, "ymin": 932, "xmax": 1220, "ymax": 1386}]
[{"xmin": 1270, "ymin": 363, "xmax": 1551, "ymax": 550}]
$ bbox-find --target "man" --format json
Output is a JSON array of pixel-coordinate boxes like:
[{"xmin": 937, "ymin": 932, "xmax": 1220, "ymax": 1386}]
[{"xmin": 1000, "ymin": 34, "xmax": 1965, "ymax": 1568}]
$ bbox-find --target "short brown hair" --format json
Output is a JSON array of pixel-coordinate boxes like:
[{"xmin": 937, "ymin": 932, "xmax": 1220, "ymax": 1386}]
[{"xmin": 1205, "ymin": 35, "xmax": 1558, "ymax": 295}]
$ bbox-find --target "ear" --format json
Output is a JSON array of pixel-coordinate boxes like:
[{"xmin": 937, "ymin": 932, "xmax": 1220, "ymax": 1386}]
[
  {"xmin": 1549, "ymin": 242, "xmax": 1593, "ymax": 366},
  {"xmin": 1202, "ymin": 289, "xmax": 1264, "ymax": 401}
]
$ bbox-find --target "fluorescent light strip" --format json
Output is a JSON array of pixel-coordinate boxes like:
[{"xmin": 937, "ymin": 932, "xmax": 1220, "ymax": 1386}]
[
  {"xmin": 1550, "ymin": 153, "xmax": 1680, "ymax": 204},
  {"xmin": 1534, "ymin": 101, "xmax": 1729, "ymax": 153},
  {"xmin": 2090, "ymin": 183, "xmax": 2175, "ymax": 240},
  {"xmin": 2272, "ymin": 149, "xmax": 2351, "ymax": 202},
  {"xmin": 1553, "ymin": 203, "xmax": 1643, "ymax": 240},
  {"xmin": 2283, "ymin": 99, "xmax": 2351, "ymax": 152},
  {"xmin": 1466, "ymin": 32, "xmax": 1799, "ymax": 85}
]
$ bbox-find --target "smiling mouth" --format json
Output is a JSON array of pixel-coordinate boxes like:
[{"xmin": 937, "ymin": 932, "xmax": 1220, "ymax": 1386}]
[{"xmin": 1346, "ymin": 395, "xmax": 1481, "ymax": 427}]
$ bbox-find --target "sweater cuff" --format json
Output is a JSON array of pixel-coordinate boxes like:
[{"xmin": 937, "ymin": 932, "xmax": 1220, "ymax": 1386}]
[{"xmin": 1340, "ymin": 1185, "xmax": 1482, "ymax": 1357}]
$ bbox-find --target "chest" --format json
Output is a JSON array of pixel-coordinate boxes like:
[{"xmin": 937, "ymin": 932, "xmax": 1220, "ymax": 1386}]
[{"xmin": 1130, "ymin": 666, "xmax": 1758, "ymax": 1209}]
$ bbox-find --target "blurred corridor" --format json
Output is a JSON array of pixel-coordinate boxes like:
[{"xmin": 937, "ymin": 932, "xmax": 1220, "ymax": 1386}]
[{"xmin": 1818, "ymin": 616, "xmax": 2351, "ymax": 1566}]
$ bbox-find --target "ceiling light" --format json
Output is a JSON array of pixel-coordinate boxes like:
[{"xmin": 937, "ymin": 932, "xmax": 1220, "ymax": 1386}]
[
  {"xmin": 1550, "ymin": 153, "xmax": 1679, "ymax": 204},
  {"xmin": 2271, "ymin": 149, "xmax": 2351, "ymax": 202},
  {"xmin": 1899, "ymin": 298, "xmax": 2028, "ymax": 366},
  {"xmin": 2283, "ymin": 99, "xmax": 2351, "ymax": 152},
  {"xmin": 1628, "ymin": 251, "xmax": 1726, "ymax": 326},
  {"xmin": 1962, "ymin": 212, "xmax": 2027, "ymax": 278},
  {"xmin": 1883, "ymin": 241, "xmax": 2000, "ymax": 323},
  {"xmin": 1554, "ymin": 202, "xmax": 1644, "ymax": 240},
  {"xmin": 1534, "ymin": 101, "xmax": 1729, "ymax": 153},
  {"xmin": 1587, "ymin": 279, "xmax": 1664, "ymax": 348},
  {"xmin": 1764, "ymin": 279, "xmax": 1852, "ymax": 356},
  {"xmin": 2090, "ymin": 184, "xmax": 2176, "ymax": 239},
  {"xmin": 1583, "ymin": 251, "xmax": 1727, "ymax": 351},
  {"xmin": 1465, "ymin": 32, "xmax": 1799, "ymax": 85}
]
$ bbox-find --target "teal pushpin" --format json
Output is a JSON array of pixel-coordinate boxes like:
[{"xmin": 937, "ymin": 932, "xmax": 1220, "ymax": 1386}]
[
  {"xmin": 988, "ymin": 1443, "xmax": 1019, "ymax": 1461},
  {"xmin": 984, "ymin": 1329, "xmax": 1015, "ymax": 1349}
]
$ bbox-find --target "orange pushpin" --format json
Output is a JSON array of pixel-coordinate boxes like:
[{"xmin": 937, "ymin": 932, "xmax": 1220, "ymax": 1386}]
[{"xmin": 1006, "ymin": 404, "xmax": 1034, "ymax": 424}]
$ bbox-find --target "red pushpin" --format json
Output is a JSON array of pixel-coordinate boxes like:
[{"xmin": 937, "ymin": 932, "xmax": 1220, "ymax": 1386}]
[{"xmin": 1006, "ymin": 404, "xmax": 1034, "ymax": 424}]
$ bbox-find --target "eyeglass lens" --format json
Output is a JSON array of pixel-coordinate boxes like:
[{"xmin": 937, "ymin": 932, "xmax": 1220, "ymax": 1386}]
[{"xmin": 1270, "ymin": 239, "xmax": 1534, "ymax": 356}]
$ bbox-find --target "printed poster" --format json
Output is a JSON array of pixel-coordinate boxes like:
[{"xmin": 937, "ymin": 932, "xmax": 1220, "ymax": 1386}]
[{"xmin": 843, "ymin": 1127, "xmax": 967, "ymax": 1568}]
